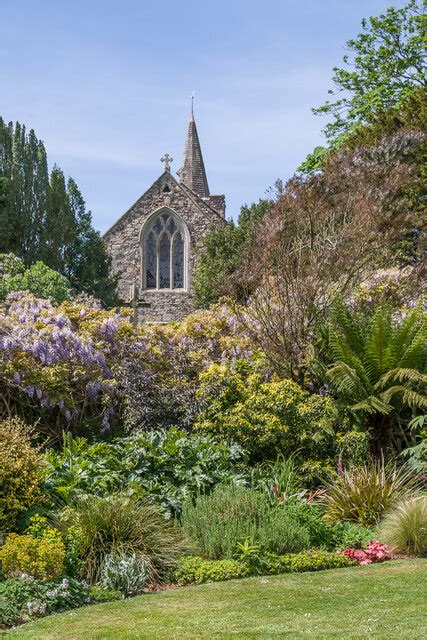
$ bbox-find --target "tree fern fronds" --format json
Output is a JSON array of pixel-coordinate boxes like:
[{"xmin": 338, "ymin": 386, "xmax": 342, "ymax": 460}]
[
  {"xmin": 379, "ymin": 368, "xmax": 427, "ymax": 388},
  {"xmin": 327, "ymin": 361, "xmax": 369, "ymax": 399},
  {"xmin": 330, "ymin": 298, "xmax": 364, "ymax": 355},
  {"xmin": 363, "ymin": 307, "xmax": 392, "ymax": 379},
  {"xmin": 352, "ymin": 396, "xmax": 393, "ymax": 415}
]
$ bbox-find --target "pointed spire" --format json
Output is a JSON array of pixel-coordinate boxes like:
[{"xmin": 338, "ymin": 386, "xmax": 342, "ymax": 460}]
[{"xmin": 178, "ymin": 103, "xmax": 210, "ymax": 197}]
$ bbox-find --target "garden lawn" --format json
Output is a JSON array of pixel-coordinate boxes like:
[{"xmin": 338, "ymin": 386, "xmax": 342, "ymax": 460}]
[{"xmin": 5, "ymin": 560, "xmax": 426, "ymax": 639}]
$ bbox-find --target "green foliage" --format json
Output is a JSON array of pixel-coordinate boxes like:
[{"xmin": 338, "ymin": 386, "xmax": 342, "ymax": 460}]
[
  {"xmin": 100, "ymin": 552, "xmax": 150, "ymax": 597},
  {"xmin": 0, "ymin": 258, "xmax": 71, "ymax": 303},
  {"xmin": 0, "ymin": 533, "xmax": 65, "ymax": 580},
  {"xmin": 174, "ymin": 556, "xmax": 248, "ymax": 585},
  {"xmin": 313, "ymin": 1, "xmax": 425, "ymax": 143},
  {"xmin": 45, "ymin": 429, "xmax": 245, "ymax": 516},
  {"xmin": 331, "ymin": 521, "xmax": 374, "ymax": 550},
  {"xmin": 379, "ymin": 496, "xmax": 427, "ymax": 556},
  {"xmin": 59, "ymin": 494, "xmax": 186, "ymax": 585},
  {"xmin": 0, "ymin": 416, "xmax": 46, "ymax": 532},
  {"xmin": 195, "ymin": 361, "xmax": 365, "ymax": 473},
  {"xmin": 0, "ymin": 576, "xmax": 87, "ymax": 628},
  {"xmin": 181, "ymin": 484, "xmax": 309, "ymax": 560},
  {"xmin": 282, "ymin": 550, "xmax": 356, "ymax": 572},
  {"xmin": 316, "ymin": 298, "xmax": 427, "ymax": 451},
  {"xmin": 87, "ymin": 585, "xmax": 122, "ymax": 603},
  {"xmin": 0, "ymin": 118, "xmax": 117, "ymax": 305},
  {"xmin": 251, "ymin": 455, "xmax": 305, "ymax": 503},
  {"xmin": 321, "ymin": 459, "xmax": 421, "ymax": 527},
  {"xmin": 193, "ymin": 200, "xmax": 271, "ymax": 307},
  {"xmin": 173, "ymin": 550, "xmax": 355, "ymax": 585}
]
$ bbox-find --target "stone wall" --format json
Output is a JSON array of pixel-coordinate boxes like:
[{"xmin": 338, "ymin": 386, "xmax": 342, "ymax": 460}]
[{"xmin": 103, "ymin": 171, "xmax": 225, "ymax": 323}]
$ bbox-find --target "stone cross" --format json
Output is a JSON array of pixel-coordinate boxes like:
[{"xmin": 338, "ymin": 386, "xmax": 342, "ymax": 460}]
[{"xmin": 161, "ymin": 153, "xmax": 173, "ymax": 172}]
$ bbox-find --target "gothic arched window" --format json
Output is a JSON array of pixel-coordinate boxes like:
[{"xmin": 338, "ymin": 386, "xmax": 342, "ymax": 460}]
[{"xmin": 142, "ymin": 211, "xmax": 187, "ymax": 290}]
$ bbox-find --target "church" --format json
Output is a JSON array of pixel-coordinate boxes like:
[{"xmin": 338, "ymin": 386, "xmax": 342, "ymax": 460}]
[{"xmin": 103, "ymin": 110, "xmax": 226, "ymax": 323}]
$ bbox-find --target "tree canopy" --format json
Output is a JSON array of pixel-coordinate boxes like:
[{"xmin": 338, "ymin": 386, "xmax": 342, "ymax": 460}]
[{"xmin": 0, "ymin": 119, "xmax": 118, "ymax": 306}]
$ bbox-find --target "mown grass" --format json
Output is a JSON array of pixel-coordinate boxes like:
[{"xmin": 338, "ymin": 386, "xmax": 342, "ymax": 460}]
[{"xmin": 5, "ymin": 560, "xmax": 426, "ymax": 639}]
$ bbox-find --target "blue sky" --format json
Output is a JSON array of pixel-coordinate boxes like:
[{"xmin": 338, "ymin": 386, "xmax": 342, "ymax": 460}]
[{"xmin": 2, "ymin": 0, "xmax": 405, "ymax": 232}]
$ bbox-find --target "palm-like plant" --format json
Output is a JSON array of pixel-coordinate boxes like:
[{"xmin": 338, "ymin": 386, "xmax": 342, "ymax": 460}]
[{"xmin": 316, "ymin": 299, "xmax": 427, "ymax": 450}]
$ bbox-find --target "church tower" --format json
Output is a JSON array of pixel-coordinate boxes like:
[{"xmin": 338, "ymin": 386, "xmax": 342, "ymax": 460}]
[{"xmin": 103, "ymin": 108, "xmax": 226, "ymax": 323}]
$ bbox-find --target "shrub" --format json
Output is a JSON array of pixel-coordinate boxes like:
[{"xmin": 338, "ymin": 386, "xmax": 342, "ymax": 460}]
[
  {"xmin": 379, "ymin": 496, "xmax": 427, "ymax": 556},
  {"xmin": 340, "ymin": 541, "xmax": 391, "ymax": 565},
  {"xmin": 0, "ymin": 575, "xmax": 87, "ymax": 628},
  {"xmin": 174, "ymin": 551, "xmax": 355, "ymax": 585},
  {"xmin": 60, "ymin": 494, "xmax": 186, "ymax": 585},
  {"xmin": 281, "ymin": 499, "xmax": 334, "ymax": 549},
  {"xmin": 331, "ymin": 521, "xmax": 374, "ymax": 550},
  {"xmin": 174, "ymin": 556, "xmax": 249, "ymax": 585},
  {"xmin": 45, "ymin": 429, "xmax": 246, "ymax": 516},
  {"xmin": 0, "ymin": 255, "xmax": 71, "ymax": 304},
  {"xmin": 100, "ymin": 552, "xmax": 150, "ymax": 597},
  {"xmin": 321, "ymin": 459, "xmax": 420, "ymax": 526},
  {"xmin": 181, "ymin": 484, "xmax": 309, "ymax": 560},
  {"xmin": 87, "ymin": 585, "xmax": 122, "ymax": 603},
  {"xmin": 0, "ymin": 417, "xmax": 45, "ymax": 532},
  {"xmin": 0, "ymin": 533, "xmax": 65, "ymax": 580},
  {"xmin": 195, "ymin": 362, "xmax": 366, "ymax": 472},
  {"xmin": 285, "ymin": 550, "xmax": 356, "ymax": 572}
]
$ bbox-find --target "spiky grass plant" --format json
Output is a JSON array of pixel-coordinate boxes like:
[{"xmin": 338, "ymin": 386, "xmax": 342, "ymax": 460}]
[
  {"xmin": 322, "ymin": 459, "xmax": 420, "ymax": 527},
  {"xmin": 60, "ymin": 494, "xmax": 187, "ymax": 584},
  {"xmin": 379, "ymin": 496, "xmax": 427, "ymax": 556}
]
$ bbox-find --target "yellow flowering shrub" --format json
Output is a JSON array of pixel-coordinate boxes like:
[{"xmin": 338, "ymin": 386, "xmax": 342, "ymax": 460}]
[
  {"xmin": 0, "ymin": 417, "xmax": 46, "ymax": 531},
  {"xmin": 0, "ymin": 533, "xmax": 65, "ymax": 579}
]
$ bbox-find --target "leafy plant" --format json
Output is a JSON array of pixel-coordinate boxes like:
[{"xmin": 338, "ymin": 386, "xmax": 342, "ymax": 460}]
[
  {"xmin": 181, "ymin": 484, "xmax": 309, "ymax": 560},
  {"xmin": 321, "ymin": 459, "xmax": 420, "ymax": 526},
  {"xmin": 87, "ymin": 585, "xmax": 122, "ymax": 603},
  {"xmin": 331, "ymin": 521, "xmax": 374, "ymax": 550},
  {"xmin": 379, "ymin": 496, "xmax": 427, "ymax": 556},
  {"xmin": 0, "ymin": 575, "xmax": 87, "ymax": 628},
  {"xmin": 45, "ymin": 429, "xmax": 246, "ymax": 516},
  {"xmin": 195, "ymin": 362, "xmax": 354, "ymax": 470},
  {"xmin": 316, "ymin": 299, "xmax": 427, "ymax": 451},
  {"xmin": 0, "ymin": 533, "xmax": 65, "ymax": 580},
  {"xmin": 251, "ymin": 455, "xmax": 306, "ymax": 503},
  {"xmin": 100, "ymin": 552, "xmax": 149, "ymax": 597},
  {"xmin": 174, "ymin": 550, "xmax": 355, "ymax": 585},
  {"xmin": 60, "ymin": 494, "xmax": 186, "ymax": 584},
  {"xmin": 0, "ymin": 416, "xmax": 46, "ymax": 532},
  {"xmin": 339, "ymin": 541, "xmax": 391, "ymax": 565},
  {"xmin": 173, "ymin": 556, "xmax": 248, "ymax": 585},
  {"xmin": 0, "ymin": 254, "xmax": 71, "ymax": 304}
]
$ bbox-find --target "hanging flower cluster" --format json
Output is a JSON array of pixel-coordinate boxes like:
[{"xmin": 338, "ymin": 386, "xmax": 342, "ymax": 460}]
[{"xmin": 0, "ymin": 293, "xmax": 132, "ymax": 440}]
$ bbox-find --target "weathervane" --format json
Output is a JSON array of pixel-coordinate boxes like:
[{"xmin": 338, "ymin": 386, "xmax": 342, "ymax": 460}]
[
  {"xmin": 161, "ymin": 153, "xmax": 173, "ymax": 172},
  {"xmin": 191, "ymin": 90, "xmax": 195, "ymax": 116}
]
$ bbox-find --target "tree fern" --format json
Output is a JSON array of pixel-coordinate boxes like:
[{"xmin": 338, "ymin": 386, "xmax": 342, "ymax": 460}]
[{"xmin": 315, "ymin": 298, "xmax": 426, "ymax": 451}]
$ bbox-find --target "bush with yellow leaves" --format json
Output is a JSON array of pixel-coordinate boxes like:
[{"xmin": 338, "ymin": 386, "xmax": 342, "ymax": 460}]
[
  {"xmin": 0, "ymin": 417, "xmax": 46, "ymax": 531},
  {"xmin": 0, "ymin": 533, "xmax": 65, "ymax": 579}
]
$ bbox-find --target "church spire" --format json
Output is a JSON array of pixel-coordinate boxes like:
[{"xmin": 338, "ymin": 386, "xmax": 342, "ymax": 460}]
[{"xmin": 178, "ymin": 103, "xmax": 210, "ymax": 198}]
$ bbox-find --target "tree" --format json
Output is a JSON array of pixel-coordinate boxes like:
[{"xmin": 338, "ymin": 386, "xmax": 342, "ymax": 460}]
[
  {"xmin": 233, "ymin": 128, "xmax": 424, "ymax": 383},
  {"xmin": 0, "ymin": 254, "xmax": 71, "ymax": 304},
  {"xmin": 193, "ymin": 200, "xmax": 271, "ymax": 308},
  {"xmin": 0, "ymin": 118, "xmax": 118, "ymax": 306},
  {"xmin": 315, "ymin": 299, "xmax": 427, "ymax": 453},
  {"xmin": 315, "ymin": 0, "xmax": 424, "ymax": 143},
  {"xmin": 298, "ymin": 1, "xmax": 425, "ymax": 171}
]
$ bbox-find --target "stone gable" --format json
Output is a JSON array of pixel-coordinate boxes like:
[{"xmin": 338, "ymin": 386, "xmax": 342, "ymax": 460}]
[{"xmin": 103, "ymin": 170, "xmax": 225, "ymax": 323}]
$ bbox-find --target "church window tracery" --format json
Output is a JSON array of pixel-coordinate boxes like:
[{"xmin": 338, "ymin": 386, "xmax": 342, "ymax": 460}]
[{"xmin": 142, "ymin": 211, "xmax": 187, "ymax": 290}]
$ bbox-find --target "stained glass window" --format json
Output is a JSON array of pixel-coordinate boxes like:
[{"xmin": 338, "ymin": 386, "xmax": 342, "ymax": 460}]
[
  {"xmin": 173, "ymin": 232, "xmax": 184, "ymax": 288},
  {"xmin": 143, "ymin": 212, "xmax": 186, "ymax": 290},
  {"xmin": 145, "ymin": 232, "xmax": 156, "ymax": 289}
]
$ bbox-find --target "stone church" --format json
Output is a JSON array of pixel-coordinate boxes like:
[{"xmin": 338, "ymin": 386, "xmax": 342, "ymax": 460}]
[{"xmin": 103, "ymin": 110, "xmax": 226, "ymax": 323}]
